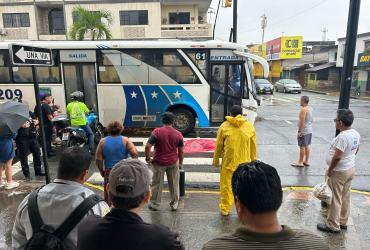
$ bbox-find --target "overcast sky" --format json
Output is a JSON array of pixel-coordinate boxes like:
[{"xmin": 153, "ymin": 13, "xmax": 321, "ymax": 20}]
[{"xmin": 209, "ymin": 0, "xmax": 370, "ymax": 45}]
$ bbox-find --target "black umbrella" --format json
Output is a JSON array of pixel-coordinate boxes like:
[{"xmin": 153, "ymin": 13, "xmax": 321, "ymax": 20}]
[{"xmin": 0, "ymin": 101, "xmax": 29, "ymax": 137}]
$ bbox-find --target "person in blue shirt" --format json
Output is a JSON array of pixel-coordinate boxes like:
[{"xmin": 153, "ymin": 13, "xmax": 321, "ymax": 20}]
[
  {"xmin": 0, "ymin": 133, "xmax": 20, "ymax": 190},
  {"xmin": 95, "ymin": 121, "xmax": 138, "ymax": 205}
]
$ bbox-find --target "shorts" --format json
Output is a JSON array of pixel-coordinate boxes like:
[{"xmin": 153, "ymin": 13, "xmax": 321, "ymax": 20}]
[{"xmin": 298, "ymin": 133, "xmax": 312, "ymax": 147}]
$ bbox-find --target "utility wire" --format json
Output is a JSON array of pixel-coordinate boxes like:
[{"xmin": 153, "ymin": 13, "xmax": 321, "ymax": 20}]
[
  {"xmin": 234, "ymin": 0, "xmax": 330, "ymax": 34},
  {"xmin": 212, "ymin": 0, "xmax": 222, "ymax": 40}
]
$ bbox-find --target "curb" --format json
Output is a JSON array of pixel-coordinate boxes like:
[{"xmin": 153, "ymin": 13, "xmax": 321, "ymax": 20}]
[
  {"xmin": 303, "ymin": 89, "xmax": 370, "ymax": 101},
  {"xmin": 302, "ymin": 89, "xmax": 329, "ymax": 95},
  {"xmin": 84, "ymin": 182, "xmax": 370, "ymax": 195}
]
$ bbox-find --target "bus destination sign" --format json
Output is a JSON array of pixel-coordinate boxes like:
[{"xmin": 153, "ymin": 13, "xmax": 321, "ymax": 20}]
[{"xmin": 10, "ymin": 44, "xmax": 53, "ymax": 66}]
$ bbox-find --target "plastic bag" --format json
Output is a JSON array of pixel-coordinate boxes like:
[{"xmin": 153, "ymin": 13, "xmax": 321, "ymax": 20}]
[{"xmin": 313, "ymin": 182, "xmax": 332, "ymax": 204}]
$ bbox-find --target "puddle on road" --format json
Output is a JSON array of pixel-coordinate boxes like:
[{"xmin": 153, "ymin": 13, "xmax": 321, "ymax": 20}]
[{"xmin": 0, "ymin": 190, "xmax": 28, "ymax": 249}]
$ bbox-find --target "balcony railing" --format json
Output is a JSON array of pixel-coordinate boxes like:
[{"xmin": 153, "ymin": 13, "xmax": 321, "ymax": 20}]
[
  {"xmin": 161, "ymin": 24, "xmax": 212, "ymax": 38},
  {"xmin": 39, "ymin": 34, "xmax": 67, "ymax": 40}
]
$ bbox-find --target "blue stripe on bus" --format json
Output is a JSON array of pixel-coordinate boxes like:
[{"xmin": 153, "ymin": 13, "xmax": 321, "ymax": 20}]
[
  {"xmin": 122, "ymin": 85, "xmax": 209, "ymax": 128},
  {"xmin": 161, "ymin": 85, "xmax": 209, "ymax": 127},
  {"xmin": 123, "ymin": 86, "xmax": 146, "ymax": 127},
  {"xmin": 141, "ymin": 86, "xmax": 171, "ymax": 127}
]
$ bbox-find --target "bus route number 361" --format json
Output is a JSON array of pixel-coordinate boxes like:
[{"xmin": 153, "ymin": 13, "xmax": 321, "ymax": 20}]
[{"xmin": 0, "ymin": 89, "xmax": 23, "ymax": 100}]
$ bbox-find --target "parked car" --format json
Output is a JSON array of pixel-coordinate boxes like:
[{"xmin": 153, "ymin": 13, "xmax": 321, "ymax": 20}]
[
  {"xmin": 255, "ymin": 79, "xmax": 274, "ymax": 95},
  {"xmin": 274, "ymin": 79, "xmax": 302, "ymax": 93}
]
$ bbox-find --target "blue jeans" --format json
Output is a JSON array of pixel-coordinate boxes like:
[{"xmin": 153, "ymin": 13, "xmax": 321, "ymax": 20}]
[{"xmin": 81, "ymin": 125, "xmax": 94, "ymax": 150}]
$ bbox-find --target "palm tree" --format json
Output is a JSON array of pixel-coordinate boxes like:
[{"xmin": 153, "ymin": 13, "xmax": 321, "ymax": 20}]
[{"xmin": 69, "ymin": 7, "xmax": 113, "ymax": 40}]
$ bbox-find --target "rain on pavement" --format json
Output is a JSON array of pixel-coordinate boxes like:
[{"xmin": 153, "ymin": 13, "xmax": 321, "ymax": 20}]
[{"xmin": 1, "ymin": 92, "xmax": 370, "ymax": 249}]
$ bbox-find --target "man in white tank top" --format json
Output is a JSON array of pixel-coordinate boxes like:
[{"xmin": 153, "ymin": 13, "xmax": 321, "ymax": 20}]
[
  {"xmin": 317, "ymin": 109, "xmax": 360, "ymax": 233},
  {"xmin": 291, "ymin": 96, "xmax": 313, "ymax": 168}
]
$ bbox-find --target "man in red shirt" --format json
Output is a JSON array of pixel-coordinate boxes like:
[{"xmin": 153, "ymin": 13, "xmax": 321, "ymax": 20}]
[{"xmin": 145, "ymin": 112, "xmax": 184, "ymax": 211}]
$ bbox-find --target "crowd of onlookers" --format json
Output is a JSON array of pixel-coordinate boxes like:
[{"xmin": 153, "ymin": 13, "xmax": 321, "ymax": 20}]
[{"xmin": 1, "ymin": 95, "xmax": 361, "ymax": 249}]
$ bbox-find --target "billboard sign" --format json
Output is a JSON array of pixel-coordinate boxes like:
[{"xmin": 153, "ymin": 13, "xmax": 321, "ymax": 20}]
[
  {"xmin": 280, "ymin": 36, "xmax": 303, "ymax": 59},
  {"xmin": 357, "ymin": 52, "xmax": 370, "ymax": 67},
  {"xmin": 266, "ymin": 37, "xmax": 281, "ymax": 61}
]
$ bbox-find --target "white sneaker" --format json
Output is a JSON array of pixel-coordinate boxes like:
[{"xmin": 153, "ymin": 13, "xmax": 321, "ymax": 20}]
[
  {"xmin": 5, "ymin": 181, "xmax": 19, "ymax": 190},
  {"xmin": 0, "ymin": 182, "xmax": 6, "ymax": 188}
]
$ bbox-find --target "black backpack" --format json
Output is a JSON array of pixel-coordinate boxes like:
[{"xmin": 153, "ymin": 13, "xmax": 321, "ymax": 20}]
[{"xmin": 25, "ymin": 186, "xmax": 103, "ymax": 250}]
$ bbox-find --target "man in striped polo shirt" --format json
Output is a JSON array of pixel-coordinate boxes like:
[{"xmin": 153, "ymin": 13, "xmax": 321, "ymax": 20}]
[{"xmin": 203, "ymin": 161, "xmax": 329, "ymax": 250}]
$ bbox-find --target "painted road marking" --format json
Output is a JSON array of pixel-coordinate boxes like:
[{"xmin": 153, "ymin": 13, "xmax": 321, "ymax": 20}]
[{"xmin": 87, "ymin": 171, "xmax": 220, "ymax": 184}]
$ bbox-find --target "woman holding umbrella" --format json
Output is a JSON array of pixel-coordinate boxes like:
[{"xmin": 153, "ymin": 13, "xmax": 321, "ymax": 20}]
[
  {"xmin": 0, "ymin": 133, "xmax": 19, "ymax": 190},
  {"xmin": 0, "ymin": 100, "xmax": 29, "ymax": 190}
]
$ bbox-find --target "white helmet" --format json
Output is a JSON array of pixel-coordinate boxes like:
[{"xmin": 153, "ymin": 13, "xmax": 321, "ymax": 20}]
[{"xmin": 70, "ymin": 91, "xmax": 84, "ymax": 101}]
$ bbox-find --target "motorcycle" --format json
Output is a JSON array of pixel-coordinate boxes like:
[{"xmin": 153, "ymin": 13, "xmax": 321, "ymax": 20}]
[
  {"xmin": 62, "ymin": 112, "xmax": 104, "ymax": 148},
  {"xmin": 52, "ymin": 114, "xmax": 69, "ymax": 146}
]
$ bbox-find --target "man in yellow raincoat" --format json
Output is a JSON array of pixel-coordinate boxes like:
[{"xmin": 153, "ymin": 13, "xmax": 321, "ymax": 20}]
[{"xmin": 213, "ymin": 105, "xmax": 257, "ymax": 216}]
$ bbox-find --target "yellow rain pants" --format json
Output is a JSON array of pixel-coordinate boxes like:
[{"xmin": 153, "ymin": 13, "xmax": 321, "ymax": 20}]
[{"xmin": 213, "ymin": 115, "xmax": 257, "ymax": 215}]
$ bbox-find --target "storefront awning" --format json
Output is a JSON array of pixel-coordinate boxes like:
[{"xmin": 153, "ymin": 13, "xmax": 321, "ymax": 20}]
[{"xmin": 305, "ymin": 62, "xmax": 336, "ymax": 72}]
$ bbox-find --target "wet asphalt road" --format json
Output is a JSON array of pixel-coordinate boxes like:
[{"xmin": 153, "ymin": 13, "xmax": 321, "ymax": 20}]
[
  {"xmin": 256, "ymin": 91, "xmax": 370, "ymax": 191},
  {"xmin": 10, "ymin": 91, "xmax": 370, "ymax": 190},
  {"xmin": 1, "ymin": 91, "xmax": 370, "ymax": 249}
]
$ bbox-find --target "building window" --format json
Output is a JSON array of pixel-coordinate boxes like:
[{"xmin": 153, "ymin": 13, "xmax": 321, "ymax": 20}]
[
  {"xmin": 169, "ymin": 12, "xmax": 190, "ymax": 24},
  {"xmin": 48, "ymin": 9, "xmax": 65, "ymax": 35},
  {"xmin": 120, "ymin": 10, "xmax": 148, "ymax": 25},
  {"xmin": 3, "ymin": 13, "xmax": 30, "ymax": 28},
  {"xmin": 365, "ymin": 40, "xmax": 370, "ymax": 52},
  {"xmin": 0, "ymin": 51, "xmax": 10, "ymax": 82}
]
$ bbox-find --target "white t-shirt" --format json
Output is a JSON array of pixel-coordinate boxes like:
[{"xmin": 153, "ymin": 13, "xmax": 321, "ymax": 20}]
[{"xmin": 326, "ymin": 129, "xmax": 360, "ymax": 172}]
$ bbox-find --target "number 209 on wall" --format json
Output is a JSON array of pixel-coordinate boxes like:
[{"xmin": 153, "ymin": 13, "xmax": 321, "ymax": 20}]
[{"xmin": 0, "ymin": 89, "xmax": 23, "ymax": 100}]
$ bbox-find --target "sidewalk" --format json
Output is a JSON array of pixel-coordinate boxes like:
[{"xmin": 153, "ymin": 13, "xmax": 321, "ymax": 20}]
[
  {"xmin": 1, "ymin": 182, "xmax": 370, "ymax": 249},
  {"xmin": 303, "ymin": 88, "xmax": 370, "ymax": 100}
]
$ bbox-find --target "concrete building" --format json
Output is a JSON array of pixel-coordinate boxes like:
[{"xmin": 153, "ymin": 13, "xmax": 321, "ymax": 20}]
[
  {"xmin": 0, "ymin": 0, "xmax": 212, "ymax": 41},
  {"xmin": 337, "ymin": 32, "xmax": 370, "ymax": 93},
  {"xmin": 283, "ymin": 41, "xmax": 340, "ymax": 89}
]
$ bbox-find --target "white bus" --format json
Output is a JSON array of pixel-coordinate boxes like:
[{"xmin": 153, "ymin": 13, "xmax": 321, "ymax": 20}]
[{"xmin": 0, "ymin": 40, "xmax": 268, "ymax": 134}]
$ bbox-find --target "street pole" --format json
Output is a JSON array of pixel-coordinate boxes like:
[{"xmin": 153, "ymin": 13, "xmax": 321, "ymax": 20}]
[
  {"xmin": 261, "ymin": 13, "xmax": 267, "ymax": 44},
  {"xmin": 32, "ymin": 66, "xmax": 51, "ymax": 184},
  {"xmin": 337, "ymin": 0, "xmax": 361, "ymax": 135},
  {"xmin": 232, "ymin": 0, "xmax": 237, "ymax": 43}
]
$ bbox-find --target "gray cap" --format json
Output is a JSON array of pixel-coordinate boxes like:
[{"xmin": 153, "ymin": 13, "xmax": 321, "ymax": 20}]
[{"xmin": 109, "ymin": 159, "xmax": 152, "ymax": 198}]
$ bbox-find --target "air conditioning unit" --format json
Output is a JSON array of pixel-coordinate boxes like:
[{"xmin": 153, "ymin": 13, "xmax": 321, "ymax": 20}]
[{"xmin": 0, "ymin": 28, "xmax": 8, "ymax": 36}]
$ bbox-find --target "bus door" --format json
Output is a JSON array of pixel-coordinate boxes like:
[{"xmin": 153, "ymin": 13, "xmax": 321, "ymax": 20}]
[
  {"xmin": 210, "ymin": 63, "xmax": 244, "ymax": 123},
  {"xmin": 63, "ymin": 63, "xmax": 98, "ymax": 112}
]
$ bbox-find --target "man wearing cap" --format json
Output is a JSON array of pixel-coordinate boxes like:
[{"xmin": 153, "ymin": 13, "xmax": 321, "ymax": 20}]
[
  {"xmin": 145, "ymin": 112, "xmax": 184, "ymax": 211},
  {"xmin": 34, "ymin": 93, "xmax": 55, "ymax": 157},
  {"xmin": 77, "ymin": 159, "xmax": 184, "ymax": 250}
]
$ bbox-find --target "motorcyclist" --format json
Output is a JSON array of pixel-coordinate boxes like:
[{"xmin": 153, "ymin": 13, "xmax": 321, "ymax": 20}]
[{"xmin": 66, "ymin": 91, "xmax": 94, "ymax": 153}]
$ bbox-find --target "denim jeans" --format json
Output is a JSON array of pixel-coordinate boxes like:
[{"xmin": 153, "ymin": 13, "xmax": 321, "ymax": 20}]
[{"xmin": 81, "ymin": 124, "xmax": 94, "ymax": 151}]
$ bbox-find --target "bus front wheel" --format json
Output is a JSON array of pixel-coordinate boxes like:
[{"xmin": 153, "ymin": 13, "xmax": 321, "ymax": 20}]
[{"xmin": 172, "ymin": 108, "xmax": 195, "ymax": 135}]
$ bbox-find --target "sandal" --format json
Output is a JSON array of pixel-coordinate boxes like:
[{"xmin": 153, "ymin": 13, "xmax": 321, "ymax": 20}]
[
  {"xmin": 303, "ymin": 163, "xmax": 310, "ymax": 167},
  {"xmin": 291, "ymin": 163, "xmax": 305, "ymax": 167}
]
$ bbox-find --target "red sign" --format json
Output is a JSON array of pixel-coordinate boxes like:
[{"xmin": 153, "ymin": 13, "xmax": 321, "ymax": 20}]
[{"xmin": 266, "ymin": 37, "xmax": 281, "ymax": 54}]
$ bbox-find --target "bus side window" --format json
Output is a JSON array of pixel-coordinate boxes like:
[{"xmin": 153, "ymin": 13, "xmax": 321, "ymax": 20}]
[
  {"xmin": 151, "ymin": 51, "xmax": 201, "ymax": 84},
  {"xmin": 0, "ymin": 51, "xmax": 10, "ymax": 82},
  {"xmin": 97, "ymin": 50, "xmax": 148, "ymax": 84},
  {"xmin": 36, "ymin": 66, "xmax": 61, "ymax": 83},
  {"xmin": 184, "ymin": 50, "xmax": 208, "ymax": 80},
  {"xmin": 13, "ymin": 66, "xmax": 33, "ymax": 83}
]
